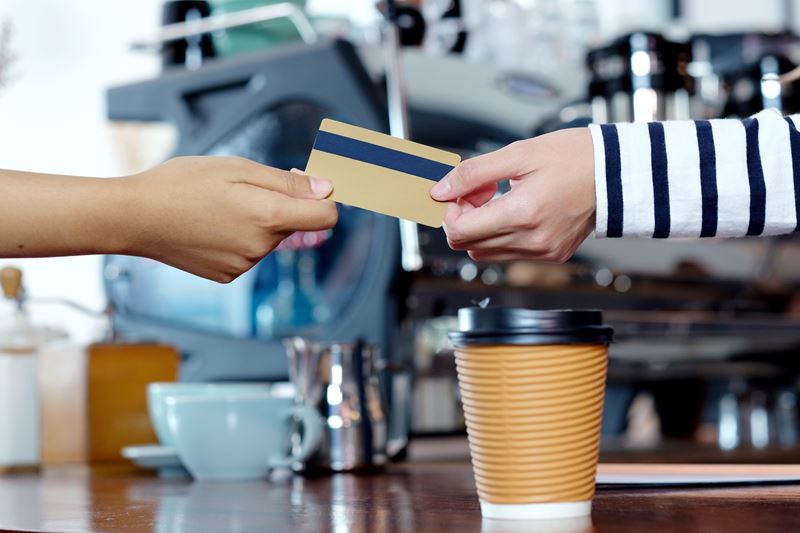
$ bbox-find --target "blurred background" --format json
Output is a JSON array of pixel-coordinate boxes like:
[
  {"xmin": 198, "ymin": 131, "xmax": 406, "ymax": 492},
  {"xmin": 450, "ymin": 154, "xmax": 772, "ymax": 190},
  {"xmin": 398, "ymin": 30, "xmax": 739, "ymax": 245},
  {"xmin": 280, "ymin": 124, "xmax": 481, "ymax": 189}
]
[{"xmin": 5, "ymin": 0, "xmax": 800, "ymax": 467}]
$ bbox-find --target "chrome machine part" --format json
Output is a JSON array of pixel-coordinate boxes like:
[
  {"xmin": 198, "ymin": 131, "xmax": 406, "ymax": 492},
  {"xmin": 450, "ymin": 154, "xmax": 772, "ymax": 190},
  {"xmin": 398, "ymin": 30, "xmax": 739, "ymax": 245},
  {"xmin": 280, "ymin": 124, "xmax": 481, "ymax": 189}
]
[
  {"xmin": 587, "ymin": 32, "xmax": 693, "ymax": 123},
  {"xmin": 355, "ymin": 45, "xmax": 564, "ymax": 145},
  {"xmin": 383, "ymin": 0, "xmax": 422, "ymax": 273},
  {"xmin": 160, "ymin": 1, "xmax": 216, "ymax": 70}
]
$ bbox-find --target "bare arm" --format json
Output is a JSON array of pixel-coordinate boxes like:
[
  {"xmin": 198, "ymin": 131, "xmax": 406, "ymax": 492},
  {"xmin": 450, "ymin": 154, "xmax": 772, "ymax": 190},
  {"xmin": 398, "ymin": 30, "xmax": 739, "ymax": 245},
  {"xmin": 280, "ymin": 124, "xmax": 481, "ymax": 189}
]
[
  {"xmin": 0, "ymin": 169, "xmax": 129, "ymax": 257},
  {"xmin": 0, "ymin": 156, "xmax": 337, "ymax": 282}
]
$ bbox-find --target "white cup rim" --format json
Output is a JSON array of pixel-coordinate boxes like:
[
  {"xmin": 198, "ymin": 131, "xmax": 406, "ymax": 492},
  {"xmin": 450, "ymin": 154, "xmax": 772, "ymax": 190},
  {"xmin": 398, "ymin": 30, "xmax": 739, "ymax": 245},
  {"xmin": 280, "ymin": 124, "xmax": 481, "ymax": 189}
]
[
  {"xmin": 164, "ymin": 391, "xmax": 291, "ymax": 406},
  {"xmin": 149, "ymin": 381, "xmax": 273, "ymax": 391}
]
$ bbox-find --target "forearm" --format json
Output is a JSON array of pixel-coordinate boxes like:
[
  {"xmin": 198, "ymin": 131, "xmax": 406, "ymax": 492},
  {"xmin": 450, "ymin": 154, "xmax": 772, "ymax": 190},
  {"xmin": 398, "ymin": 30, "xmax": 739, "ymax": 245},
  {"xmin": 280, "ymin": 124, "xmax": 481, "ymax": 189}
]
[
  {"xmin": 590, "ymin": 109, "xmax": 800, "ymax": 238},
  {"xmin": 0, "ymin": 169, "xmax": 130, "ymax": 257}
]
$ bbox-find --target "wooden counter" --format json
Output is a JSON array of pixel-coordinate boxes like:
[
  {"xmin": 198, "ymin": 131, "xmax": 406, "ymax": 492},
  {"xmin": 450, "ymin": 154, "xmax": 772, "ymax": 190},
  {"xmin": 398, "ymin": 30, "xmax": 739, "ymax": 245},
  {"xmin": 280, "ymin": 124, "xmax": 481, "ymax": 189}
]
[{"xmin": 0, "ymin": 459, "xmax": 799, "ymax": 533}]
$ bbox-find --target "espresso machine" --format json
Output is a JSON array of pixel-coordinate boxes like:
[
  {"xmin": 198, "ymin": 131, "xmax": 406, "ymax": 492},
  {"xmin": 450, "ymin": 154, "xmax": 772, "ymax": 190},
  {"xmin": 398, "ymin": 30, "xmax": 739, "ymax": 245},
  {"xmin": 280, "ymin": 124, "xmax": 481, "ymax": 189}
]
[
  {"xmin": 106, "ymin": 2, "xmax": 800, "ymax": 451},
  {"xmin": 587, "ymin": 32, "xmax": 694, "ymax": 123}
]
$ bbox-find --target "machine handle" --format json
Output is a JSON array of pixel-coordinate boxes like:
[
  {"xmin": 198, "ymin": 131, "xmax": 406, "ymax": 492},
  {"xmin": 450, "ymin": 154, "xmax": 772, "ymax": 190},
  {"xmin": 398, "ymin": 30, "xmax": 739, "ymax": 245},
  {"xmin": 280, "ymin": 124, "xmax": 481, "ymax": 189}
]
[{"xmin": 130, "ymin": 3, "xmax": 318, "ymax": 51}]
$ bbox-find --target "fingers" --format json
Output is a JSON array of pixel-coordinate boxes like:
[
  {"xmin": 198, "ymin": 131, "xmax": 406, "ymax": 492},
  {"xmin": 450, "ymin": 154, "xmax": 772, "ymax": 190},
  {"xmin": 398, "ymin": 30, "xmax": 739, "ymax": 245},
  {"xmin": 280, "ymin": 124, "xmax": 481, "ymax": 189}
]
[
  {"xmin": 467, "ymin": 250, "xmax": 546, "ymax": 263},
  {"xmin": 261, "ymin": 191, "xmax": 339, "ymax": 232},
  {"xmin": 447, "ymin": 230, "xmax": 517, "ymax": 252},
  {"xmin": 461, "ymin": 182, "xmax": 498, "ymax": 208},
  {"xmin": 430, "ymin": 140, "xmax": 532, "ymax": 201},
  {"xmin": 234, "ymin": 162, "xmax": 338, "ymax": 232},
  {"xmin": 443, "ymin": 194, "xmax": 517, "ymax": 245},
  {"xmin": 459, "ymin": 224, "xmax": 588, "ymax": 264},
  {"xmin": 467, "ymin": 250, "xmax": 522, "ymax": 263},
  {"xmin": 237, "ymin": 162, "xmax": 332, "ymax": 200},
  {"xmin": 467, "ymin": 247, "xmax": 574, "ymax": 264}
]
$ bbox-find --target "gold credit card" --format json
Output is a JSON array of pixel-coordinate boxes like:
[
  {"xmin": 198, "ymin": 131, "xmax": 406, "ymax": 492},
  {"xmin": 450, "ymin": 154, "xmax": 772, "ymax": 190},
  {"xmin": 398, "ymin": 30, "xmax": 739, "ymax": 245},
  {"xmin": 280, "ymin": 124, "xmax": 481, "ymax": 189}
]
[{"xmin": 304, "ymin": 119, "xmax": 460, "ymax": 228}]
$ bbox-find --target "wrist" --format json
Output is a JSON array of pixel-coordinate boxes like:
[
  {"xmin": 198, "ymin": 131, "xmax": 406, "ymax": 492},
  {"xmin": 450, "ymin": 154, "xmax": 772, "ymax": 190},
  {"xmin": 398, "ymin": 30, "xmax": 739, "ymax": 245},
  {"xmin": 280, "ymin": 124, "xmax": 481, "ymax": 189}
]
[
  {"xmin": 580, "ymin": 127, "xmax": 597, "ymax": 229},
  {"xmin": 94, "ymin": 176, "xmax": 141, "ymax": 256},
  {"xmin": 587, "ymin": 124, "xmax": 608, "ymax": 237}
]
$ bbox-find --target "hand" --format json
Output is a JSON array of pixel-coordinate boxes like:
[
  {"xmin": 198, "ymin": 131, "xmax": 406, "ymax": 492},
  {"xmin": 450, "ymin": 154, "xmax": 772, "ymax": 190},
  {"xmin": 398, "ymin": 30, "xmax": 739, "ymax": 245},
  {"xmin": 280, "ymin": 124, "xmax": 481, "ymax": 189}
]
[
  {"xmin": 430, "ymin": 128, "xmax": 596, "ymax": 263},
  {"xmin": 122, "ymin": 156, "xmax": 338, "ymax": 282}
]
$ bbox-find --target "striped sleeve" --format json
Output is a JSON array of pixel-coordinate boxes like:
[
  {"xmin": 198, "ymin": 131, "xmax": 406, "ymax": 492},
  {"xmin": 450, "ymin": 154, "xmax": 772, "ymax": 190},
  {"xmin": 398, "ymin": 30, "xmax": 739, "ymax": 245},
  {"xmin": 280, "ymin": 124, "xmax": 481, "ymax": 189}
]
[{"xmin": 589, "ymin": 109, "xmax": 800, "ymax": 238}]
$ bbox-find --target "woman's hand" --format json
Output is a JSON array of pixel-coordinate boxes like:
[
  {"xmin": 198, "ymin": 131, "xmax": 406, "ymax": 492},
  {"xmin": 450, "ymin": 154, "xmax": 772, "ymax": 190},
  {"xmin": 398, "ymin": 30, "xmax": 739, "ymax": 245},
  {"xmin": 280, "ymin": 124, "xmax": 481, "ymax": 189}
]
[
  {"xmin": 122, "ymin": 156, "xmax": 337, "ymax": 282},
  {"xmin": 430, "ymin": 128, "xmax": 596, "ymax": 263}
]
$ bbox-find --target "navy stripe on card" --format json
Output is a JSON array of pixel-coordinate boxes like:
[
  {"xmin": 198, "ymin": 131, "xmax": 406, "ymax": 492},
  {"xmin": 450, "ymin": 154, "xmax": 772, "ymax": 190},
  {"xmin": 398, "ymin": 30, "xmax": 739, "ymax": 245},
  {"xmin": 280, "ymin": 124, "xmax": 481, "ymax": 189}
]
[
  {"xmin": 786, "ymin": 117, "xmax": 800, "ymax": 232},
  {"xmin": 313, "ymin": 130, "xmax": 454, "ymax": 182},
  {"xmin": 695, "ymin": 120, "xmax": 718, "ymax": 237},
  {"xmin": 649, "ymin": 122, "xmax": 670, "ymax": 238},
  {"xmin": 600, "ymin": 124, "xmax": 623, "ymax": 237},
  {"xmin": 742, "ymin": 118, "xmax": 766, "ymax": 236}
]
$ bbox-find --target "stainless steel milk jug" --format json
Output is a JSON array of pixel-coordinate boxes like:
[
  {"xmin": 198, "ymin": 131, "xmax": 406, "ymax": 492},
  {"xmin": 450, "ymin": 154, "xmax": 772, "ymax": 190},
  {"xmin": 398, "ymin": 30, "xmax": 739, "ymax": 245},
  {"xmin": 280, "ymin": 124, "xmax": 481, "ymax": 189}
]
[{"xmin": 285, "ymin": 338, "xmax": 404, "ymax": 471}]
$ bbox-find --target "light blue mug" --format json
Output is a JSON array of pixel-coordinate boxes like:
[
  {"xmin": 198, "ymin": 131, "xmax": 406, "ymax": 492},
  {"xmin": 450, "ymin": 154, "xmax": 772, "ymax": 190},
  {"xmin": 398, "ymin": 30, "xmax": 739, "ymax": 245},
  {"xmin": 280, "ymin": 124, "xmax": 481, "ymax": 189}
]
[
  {"xmin": 147, "ymin": 383, "xmax": 274, "ymax": 447},
  {"xmin": 165, "ymin": 392, "xmax": 322, "ymax": 480}
]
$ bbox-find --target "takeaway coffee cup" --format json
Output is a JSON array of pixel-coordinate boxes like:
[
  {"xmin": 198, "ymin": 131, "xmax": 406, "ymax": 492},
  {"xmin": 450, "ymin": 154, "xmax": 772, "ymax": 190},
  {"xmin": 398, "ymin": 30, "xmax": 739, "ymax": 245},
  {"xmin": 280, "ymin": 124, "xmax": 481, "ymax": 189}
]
[{"xmin": 449, "ymin": 307, "xmax": 613, "ymax": 520}]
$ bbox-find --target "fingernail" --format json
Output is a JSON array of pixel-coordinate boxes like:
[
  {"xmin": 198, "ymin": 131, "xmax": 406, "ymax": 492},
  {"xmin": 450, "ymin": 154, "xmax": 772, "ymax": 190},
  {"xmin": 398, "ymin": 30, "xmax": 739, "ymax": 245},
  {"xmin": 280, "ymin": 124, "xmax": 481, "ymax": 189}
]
[
  {"xmin": 310, "ymin": 176, "xmax": 332, "ymax": 197},
  {"xmin": 290, "ymin": 168, "xmax": 304, "ymax": 174},
  {"xmin": 431, "ymin": 179, "xmax": 451, "ymax": 200}
]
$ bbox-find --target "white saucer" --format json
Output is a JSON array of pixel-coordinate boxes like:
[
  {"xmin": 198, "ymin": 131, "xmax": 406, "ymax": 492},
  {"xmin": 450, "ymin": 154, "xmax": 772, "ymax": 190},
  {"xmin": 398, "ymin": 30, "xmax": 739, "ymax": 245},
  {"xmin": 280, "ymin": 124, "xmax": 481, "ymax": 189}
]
[{"xmin": 121, "ymin": 444, "xmax": 188, "ymax": 477}]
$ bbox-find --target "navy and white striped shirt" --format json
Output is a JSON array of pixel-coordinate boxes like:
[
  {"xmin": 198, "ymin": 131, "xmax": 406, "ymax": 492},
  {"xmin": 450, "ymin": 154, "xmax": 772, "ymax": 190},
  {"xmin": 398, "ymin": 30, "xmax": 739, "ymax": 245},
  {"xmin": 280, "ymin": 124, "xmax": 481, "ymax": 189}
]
[{"xmin": 589, "ymin": 109, "xmax": 800, "ymax": 238}]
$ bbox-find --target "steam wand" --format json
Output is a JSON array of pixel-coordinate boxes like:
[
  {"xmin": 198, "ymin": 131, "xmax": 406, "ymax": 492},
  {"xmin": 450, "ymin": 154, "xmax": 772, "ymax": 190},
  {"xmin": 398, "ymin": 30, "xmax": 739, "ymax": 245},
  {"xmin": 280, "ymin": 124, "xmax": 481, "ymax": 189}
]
[{"xmin": 383, "ymin": 0, "xmax": 423, "ymax": 272}]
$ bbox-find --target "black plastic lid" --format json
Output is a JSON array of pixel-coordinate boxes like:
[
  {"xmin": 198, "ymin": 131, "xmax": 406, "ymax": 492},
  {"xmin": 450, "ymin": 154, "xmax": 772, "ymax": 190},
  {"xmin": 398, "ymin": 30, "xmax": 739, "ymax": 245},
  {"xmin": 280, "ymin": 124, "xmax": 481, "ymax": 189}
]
[{"xmin": 449, "ymin": 307, "xmax": 613, "ymax": 346}]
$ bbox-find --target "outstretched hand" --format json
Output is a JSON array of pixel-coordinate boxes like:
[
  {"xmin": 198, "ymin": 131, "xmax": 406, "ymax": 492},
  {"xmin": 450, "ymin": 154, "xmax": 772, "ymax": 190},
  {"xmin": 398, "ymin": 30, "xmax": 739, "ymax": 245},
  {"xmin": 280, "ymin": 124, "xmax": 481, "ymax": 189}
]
[
  {"xmin": 0, "ymin": 157, "xmax": 337, "ymax": 283},
  {"xmin": 125, "ymin": 157, "xmax": 338, "ymax": 282},
  {"xmin": 431, "ymin": 128, "xmax": 596, "ymax": 263}
]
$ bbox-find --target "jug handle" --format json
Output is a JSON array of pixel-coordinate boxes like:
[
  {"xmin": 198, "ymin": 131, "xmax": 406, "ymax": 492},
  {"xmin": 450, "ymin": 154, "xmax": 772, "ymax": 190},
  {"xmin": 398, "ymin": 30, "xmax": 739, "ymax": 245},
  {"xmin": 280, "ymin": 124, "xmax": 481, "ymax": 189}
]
[
  {"xmin": 380, "ymin": 360, "xmax": 412, "ymax": 462},
  {"xmin": 268, "ymin": 406, "xmax": 323, "ymax": 469}
]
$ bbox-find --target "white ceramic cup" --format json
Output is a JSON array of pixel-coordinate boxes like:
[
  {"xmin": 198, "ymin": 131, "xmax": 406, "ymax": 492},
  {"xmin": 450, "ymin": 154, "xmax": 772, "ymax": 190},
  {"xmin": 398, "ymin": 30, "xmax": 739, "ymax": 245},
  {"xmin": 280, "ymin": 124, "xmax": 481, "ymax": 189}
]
[
  {"xmin": 165, "ymin": 392, "xmax": 322, "ymax": 480},
  {"xmin": 147, "ymin": 382, "xmax": 286, "ymax": 447}
]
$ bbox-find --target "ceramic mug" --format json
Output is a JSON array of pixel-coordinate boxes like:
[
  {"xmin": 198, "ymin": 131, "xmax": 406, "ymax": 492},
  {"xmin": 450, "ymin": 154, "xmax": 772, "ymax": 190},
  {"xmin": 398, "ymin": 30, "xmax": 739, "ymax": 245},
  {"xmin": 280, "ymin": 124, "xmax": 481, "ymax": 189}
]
[
  {"xmin": 165, "ymin": 392, "xmax": 322, "ymax": 480},
  {"xmin": 147, "ymin": 382, "xmax": 274, "ymax": 447}
]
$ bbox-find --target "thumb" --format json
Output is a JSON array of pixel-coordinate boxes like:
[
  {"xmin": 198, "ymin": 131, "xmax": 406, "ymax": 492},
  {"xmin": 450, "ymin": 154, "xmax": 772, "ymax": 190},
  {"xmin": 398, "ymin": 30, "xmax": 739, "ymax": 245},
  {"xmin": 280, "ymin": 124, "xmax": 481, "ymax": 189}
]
[
  {"xmin": 238, "ymin": 163, "xmax": 332, "ymax": 200},
  {"xmin": 430, "ymin": 140, "xmax": 531, "ymax": 201},
  {"xmin": 290, "ymin": 168, "xmax": 334, "ymax": 199}
]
